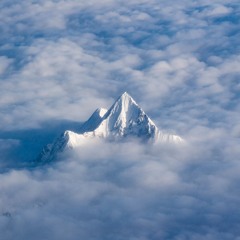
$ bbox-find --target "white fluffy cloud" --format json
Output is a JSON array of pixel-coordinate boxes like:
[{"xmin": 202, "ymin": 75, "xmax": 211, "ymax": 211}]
[
  {"xmin": 0, "ymin": 0, "xmax": 240, "ymax": 239},
  {"xmin": 1, "ymin": 138, "xmax": 240, "ymax": 240},
  {"xmin": 0, "ymin": 0, "xmax": 238, "ymax": 133}
]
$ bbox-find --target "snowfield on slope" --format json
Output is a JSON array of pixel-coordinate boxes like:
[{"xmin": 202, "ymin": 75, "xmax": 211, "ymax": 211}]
[{"xmin": 39, "ymin": 92, "xmax": 184, "ymax": 162}]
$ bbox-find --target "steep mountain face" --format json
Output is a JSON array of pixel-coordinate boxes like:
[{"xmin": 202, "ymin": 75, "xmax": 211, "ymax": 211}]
[
  {"xmin": 38, "ymin": 92, "xmax": 184, "ymax": 162},
  {"xmin": 81, "ymin": 108, "xmax": 108, "ymax": 132},
  {"xmin": 90, "ymin": 92, "xmax": 159, "ymax": 139}
]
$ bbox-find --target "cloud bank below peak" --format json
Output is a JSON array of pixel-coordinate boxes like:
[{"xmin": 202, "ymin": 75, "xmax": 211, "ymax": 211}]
[
  {"xmin": 0, "ymin": 1, "xmax": 240, "ymax": 239},
  {"xmin": 1, "ymin": 138, "xmax": 240, "ymax": 240}
]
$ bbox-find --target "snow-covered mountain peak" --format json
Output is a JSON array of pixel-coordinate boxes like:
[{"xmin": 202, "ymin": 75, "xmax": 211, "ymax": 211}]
[
  {"xmin": 93, "ymin": 92, "xmax": 158, "ymax": 139},
  {"xmin": 81, "ymin": 108, "xmax": 108, "ymax": 132},
  {"xmin": 117, "ymin": 91, "xmax": 136, "ymax": 105},
  {"xmin": 38, "ymin": 92, "xmax": 184, "ymax": 162},
  {"xmin": 106, "ymin": 91, "xmax": 140, "ymax": 117}
]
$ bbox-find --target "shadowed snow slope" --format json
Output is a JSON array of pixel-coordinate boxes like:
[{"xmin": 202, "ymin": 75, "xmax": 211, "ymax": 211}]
[{"xmin": 39, "ymin": 92, "xmax": 184, "ymax": 162}]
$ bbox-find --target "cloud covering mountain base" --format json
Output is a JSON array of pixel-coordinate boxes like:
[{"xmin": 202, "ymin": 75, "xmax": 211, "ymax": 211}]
[
  {"xmin": 0, "ymin": 0, "xmax": 240, "ymax": 239},
  {"xmin": 1, "ymin": 136, "xmax": 240, "ymax": 240}
]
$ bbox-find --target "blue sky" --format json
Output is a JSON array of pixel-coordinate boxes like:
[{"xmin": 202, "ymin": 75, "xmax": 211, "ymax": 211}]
[{"xmin": 0, "ymin": 0, "xmax": 240, "ymax": 239}]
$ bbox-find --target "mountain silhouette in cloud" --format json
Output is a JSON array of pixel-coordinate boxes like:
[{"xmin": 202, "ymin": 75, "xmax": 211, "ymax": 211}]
[{"xmin": 38, "ymin": 92, "xmax": 184, "ymax": 162}]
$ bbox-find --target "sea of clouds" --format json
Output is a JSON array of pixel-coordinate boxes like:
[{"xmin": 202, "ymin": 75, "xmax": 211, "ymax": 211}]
[
  {"xmin": 0, "ymin": 0, "xmax": 240, "ymax": 239},
  {"xmin": 1, "ymin": 138, "xmax": 240, "ymax": 240}
]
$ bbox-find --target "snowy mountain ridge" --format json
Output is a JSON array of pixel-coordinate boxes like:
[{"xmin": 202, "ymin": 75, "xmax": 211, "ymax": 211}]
[{"xmin": 38, "ymin": 92, "xmax": 184, "ymax": 162}]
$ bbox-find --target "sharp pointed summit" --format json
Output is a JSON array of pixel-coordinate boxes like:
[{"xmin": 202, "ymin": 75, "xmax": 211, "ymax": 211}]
[
  {"xmin": 120, "ymin": 91, "xmax": 130, "ymax": 98},
  {"xmin": 93, "ymin": 92, "xmax": 158, "ymax": 139},
  {"xmin": 118, "ymin": 91, "xmax": 134, "ymax": 102},
  {"xmin": 38, "ymin": 92, "xmax": 184, "ymax": 162}
]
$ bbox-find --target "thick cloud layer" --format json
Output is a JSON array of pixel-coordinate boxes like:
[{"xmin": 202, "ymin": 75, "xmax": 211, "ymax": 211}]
[
  {"xmin": 0, "ymin": 0, "xmax": 239, "ymax": 132},
  {"xmin": 1, "ymin": 138, "xmax": 240, "ymax": 240},
  {"xmin": 0, "ymin": 0, "xmax": 240, "ymax": 239}
]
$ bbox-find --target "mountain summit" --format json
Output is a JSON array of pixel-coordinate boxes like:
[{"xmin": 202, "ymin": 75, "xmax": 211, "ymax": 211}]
[
  {"xmin": 91, "ymin": 92, "xmax": 159, "ymax": 139},
  {"xmin": 38, "ymin": 92, "xmax": 184, "ymax": 162}
]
